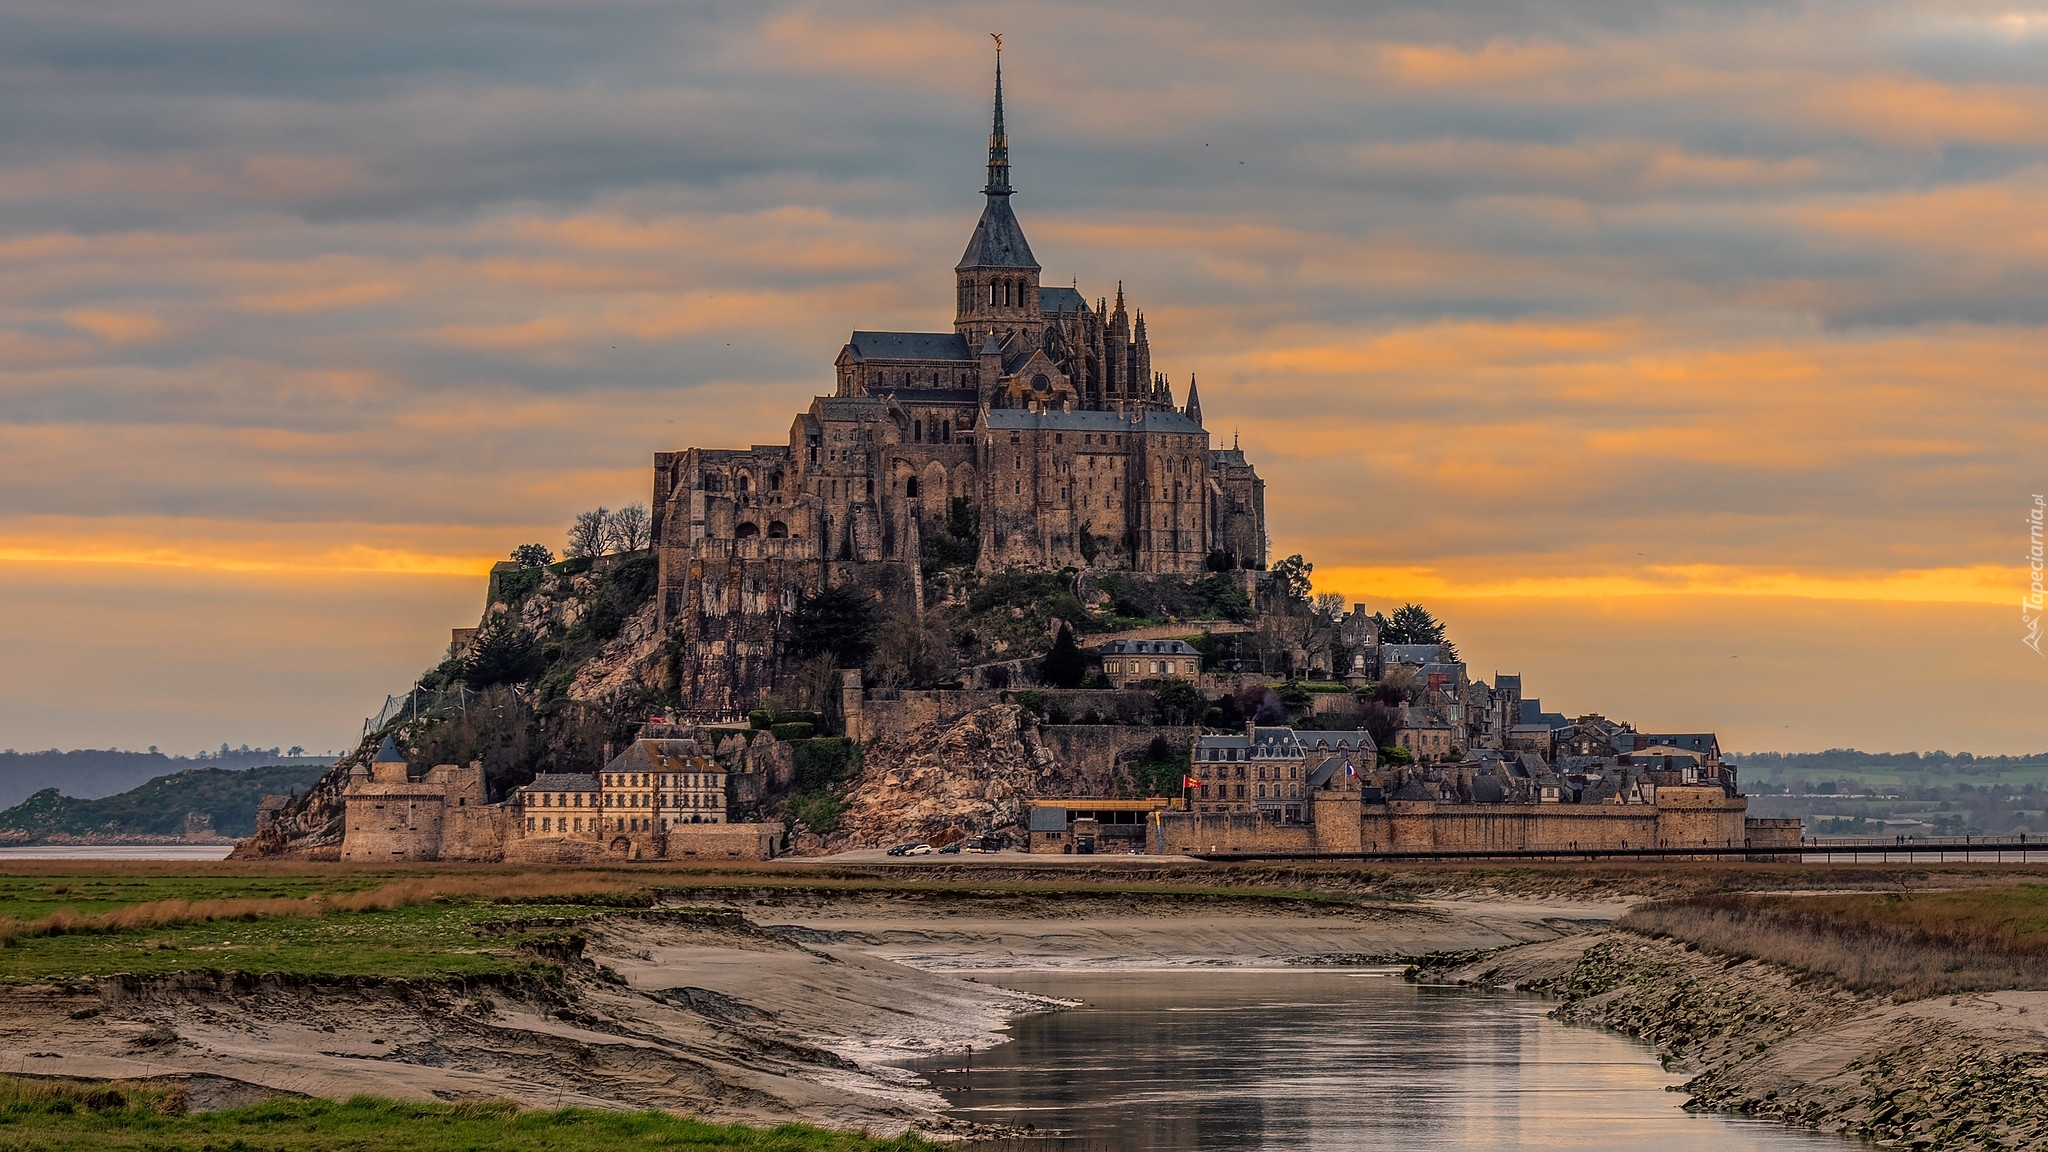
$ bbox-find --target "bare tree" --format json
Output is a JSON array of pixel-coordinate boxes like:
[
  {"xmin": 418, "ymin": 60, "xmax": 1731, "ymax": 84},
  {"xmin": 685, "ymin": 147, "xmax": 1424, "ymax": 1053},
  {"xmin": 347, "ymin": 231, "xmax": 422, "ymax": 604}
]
[
  {"xmin": 1314, "ymin": 592, "xmax": 1347, "ymax": 621},
  {"xmin": 606, "ymin": 502, "xmax": 651, "ymax": 552},
  {"xmin": 566, "ymin": 507, "xmax": 609, "ymax": 558}
]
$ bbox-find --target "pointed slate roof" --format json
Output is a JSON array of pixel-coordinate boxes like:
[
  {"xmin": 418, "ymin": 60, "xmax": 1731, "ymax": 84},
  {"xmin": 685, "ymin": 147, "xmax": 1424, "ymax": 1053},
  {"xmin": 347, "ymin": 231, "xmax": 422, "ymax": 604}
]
[
  {"xmin": 372, "ymin": 735, "xmax": 405, "ymax": 764},
  {"xmin": 957, "ymin": 50, "xmax": 1039, "ymax": 271},
  {"xmin": 958, "ymin": 194, "xmax": 1039, "ymax": 270}
]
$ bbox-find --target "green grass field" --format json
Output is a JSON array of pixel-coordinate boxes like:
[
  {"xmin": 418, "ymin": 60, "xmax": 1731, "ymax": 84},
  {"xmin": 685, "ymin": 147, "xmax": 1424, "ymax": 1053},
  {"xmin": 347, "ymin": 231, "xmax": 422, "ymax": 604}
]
[
  {"xmin": 0, "ymin": 869, "xmax": 660, "ymax": 984},
  {"xmin": 0, "ymin": 1082, "xmax": 940, "ymax": 1151}
]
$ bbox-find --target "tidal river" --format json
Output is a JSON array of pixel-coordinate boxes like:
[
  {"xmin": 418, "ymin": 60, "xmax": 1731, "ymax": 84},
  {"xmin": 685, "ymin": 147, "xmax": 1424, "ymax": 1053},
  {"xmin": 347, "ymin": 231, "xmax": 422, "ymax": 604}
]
[{"xmin": 902, "ymin": 969, "xmax": 1855, "ymax": 1151}]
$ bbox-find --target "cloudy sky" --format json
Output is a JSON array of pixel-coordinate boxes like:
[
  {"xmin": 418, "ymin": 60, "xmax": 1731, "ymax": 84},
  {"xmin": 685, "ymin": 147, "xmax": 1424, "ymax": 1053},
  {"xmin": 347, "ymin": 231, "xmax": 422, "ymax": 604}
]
[{"xmin": 2, "ymin": 0, "xmax": 2044, "ymax": 757}]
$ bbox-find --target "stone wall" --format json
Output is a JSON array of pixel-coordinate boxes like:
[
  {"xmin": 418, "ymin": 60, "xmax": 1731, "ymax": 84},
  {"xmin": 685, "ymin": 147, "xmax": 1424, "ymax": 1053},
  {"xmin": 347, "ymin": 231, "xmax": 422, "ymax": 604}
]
[
  {"xmin": 339, "ymin": 785, "xmax": 446, "ymax": 862},
  {"xmin": 440, "ymin": 804, "xmax": 513, "ymax": 861},
  {"xmin": 1156, "ymin": 812, "xmax": 1317, "ymax": 855},
  {"xmin": 1158, "ymin": 787, "xmax": 1754, "ymax": 856},
  {"xmin": 661, "ymin": 823, "xmax": 783, "ymax": 861}
]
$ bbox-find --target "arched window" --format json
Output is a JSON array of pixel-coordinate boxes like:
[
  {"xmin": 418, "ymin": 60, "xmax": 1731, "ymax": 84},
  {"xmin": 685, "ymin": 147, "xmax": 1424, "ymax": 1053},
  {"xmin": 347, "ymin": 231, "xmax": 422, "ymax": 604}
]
[
  {"xmin": 735, "ymin": 522, "xmax": 760, "ymax": 538},
  {"xmin": 737, "ymin": 474, "xmax": 751, "ymax": 493},
  {"xmin": 913, "ymin": 420, "xmax": 922, "ymax": 442},
  {"xmin": 905, "ymin": 476, "xmax": 920, "ymax": 497},
  {"xmin": 767, "ymin": 521, "xmax": 788, "ymax": 538}
]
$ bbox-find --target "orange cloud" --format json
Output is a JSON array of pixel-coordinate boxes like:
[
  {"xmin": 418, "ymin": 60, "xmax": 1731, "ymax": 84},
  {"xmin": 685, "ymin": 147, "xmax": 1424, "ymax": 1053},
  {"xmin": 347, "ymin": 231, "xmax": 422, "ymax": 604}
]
[
  {"xmin": 61, "ymin": 309, "xmax": 167, "ymax": 344},
  {"xmin": 1314, "ymin": 563, "xmax": 2017, "ymax": 608}
]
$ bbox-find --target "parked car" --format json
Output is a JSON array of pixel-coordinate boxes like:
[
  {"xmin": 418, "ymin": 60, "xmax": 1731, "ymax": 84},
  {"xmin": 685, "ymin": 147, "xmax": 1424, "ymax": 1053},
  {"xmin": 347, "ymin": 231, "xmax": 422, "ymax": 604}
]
[
  {"xmin": 903, "ymin": 843, "xmax": 935, "ymax": 856},
  {"xmin": 938, "ymin": 841, "xmax": 963, "ymax": 854}
]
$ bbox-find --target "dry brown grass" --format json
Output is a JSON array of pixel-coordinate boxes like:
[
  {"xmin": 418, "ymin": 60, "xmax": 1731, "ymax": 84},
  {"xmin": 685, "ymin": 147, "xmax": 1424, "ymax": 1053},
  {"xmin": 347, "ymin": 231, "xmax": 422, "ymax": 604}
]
[{"xmin": 1620, "ymin": 884, "xmax": 2048, "ymax": 996}]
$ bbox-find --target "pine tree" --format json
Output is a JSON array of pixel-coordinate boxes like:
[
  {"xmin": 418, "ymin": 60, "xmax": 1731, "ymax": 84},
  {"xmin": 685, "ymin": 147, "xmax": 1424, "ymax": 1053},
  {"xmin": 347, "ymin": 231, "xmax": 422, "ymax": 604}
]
[{"xmin": 1040, "ymin": 622, "xmax": 1088, "ymax": 689}]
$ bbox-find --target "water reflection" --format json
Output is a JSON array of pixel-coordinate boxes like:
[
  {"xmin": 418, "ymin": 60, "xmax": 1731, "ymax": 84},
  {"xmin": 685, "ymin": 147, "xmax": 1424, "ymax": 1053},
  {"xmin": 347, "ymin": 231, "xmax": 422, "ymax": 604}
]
[{"xmin": 903, "ymin": 970, "xmax": 1856, "ymax": 1152}]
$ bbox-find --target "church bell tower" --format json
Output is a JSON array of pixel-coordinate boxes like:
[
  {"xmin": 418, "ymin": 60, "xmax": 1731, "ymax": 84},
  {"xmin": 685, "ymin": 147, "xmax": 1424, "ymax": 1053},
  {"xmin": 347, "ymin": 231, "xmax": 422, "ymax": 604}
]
[{"xmin": 954, "ymin": 44, "xmax": 1041, "ymax": 342}]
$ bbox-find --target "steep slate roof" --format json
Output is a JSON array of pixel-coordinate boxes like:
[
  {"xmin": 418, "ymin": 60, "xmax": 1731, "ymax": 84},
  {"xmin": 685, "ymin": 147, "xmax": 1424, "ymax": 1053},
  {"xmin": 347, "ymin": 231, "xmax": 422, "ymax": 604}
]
[
  {"xmin": 1381, "ymin": 643, "xmax": 1446, "ymax": 666},
  {"xmin": 1250, "ymin": 726, "xmax": 1304, "ymax": 758},
  {"xmin": 1037, "ymin": 286, "xmax": 1088, "ymax": 313},
  {"xmin": 1195, "ymin": 734, "xmax": 1252, "ymax": 757},
  {"xmin": 1097, "ymin": 639, "xmax": 1199, "ymax": 655},
  {"xmin": 815, "ymin": 397, "xmax": 888, "ymax": 420},
  {"xmin": 958, "ymin": 194, "xmax": 1039, "ymax": 270},
  {"xmin": 845, "ymin": 332, "xmax": 973, "ymax": 362},
  {"xmin": 982, "ymin": 408, "xmax": 1205, "ymax": 434},
  {"xmin": 1294, "ymin": 731, "xmax": 1373, "ymax": 751},
  {"xmin": 372, "ymin": 735, "xmax": 405, "ymax": 764},
  {"xmin": 1390, "ymin": 779, "xmax": 1438, "ymax": 802},
  {"xmin": 523, "ymin": 773, "xmax": 599, "ymax": 792},
  {"xmin": 1642, "ymin": 733, "xmax": 1719, "ymax": 755},
  {"xmin": 1306, "ymin": 757, "xmax": 1355, "ymax": 790}
]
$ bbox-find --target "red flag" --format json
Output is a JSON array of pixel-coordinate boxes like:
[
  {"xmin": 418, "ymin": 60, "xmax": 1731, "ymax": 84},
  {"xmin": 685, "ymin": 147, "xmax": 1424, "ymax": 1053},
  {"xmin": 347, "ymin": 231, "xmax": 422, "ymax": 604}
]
[{"xmin": 1182, "ymin": 775, "xmax": 1201, "ymax": 790}]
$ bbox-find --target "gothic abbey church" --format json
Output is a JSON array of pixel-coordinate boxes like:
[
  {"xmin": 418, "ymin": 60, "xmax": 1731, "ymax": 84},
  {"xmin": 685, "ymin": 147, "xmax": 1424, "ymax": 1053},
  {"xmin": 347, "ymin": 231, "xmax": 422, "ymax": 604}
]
[{"xmin": 650, "ymin": 55, "xmax": 1267, "ymax": 712}]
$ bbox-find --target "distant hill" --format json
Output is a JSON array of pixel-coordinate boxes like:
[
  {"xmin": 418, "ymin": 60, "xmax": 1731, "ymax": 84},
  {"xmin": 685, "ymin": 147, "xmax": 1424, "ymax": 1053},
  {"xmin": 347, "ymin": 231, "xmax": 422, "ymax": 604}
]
[
  {"xmin": 0, "ymin": 749, "xmax": 333, "ymax": 809},
  {"xmin": 1737, "ymin": 749, "xmax": 2048, "ymax": 773},
  {"xmin": 0, "ymin": 764, "xmax": 331, "ymax": 844}
]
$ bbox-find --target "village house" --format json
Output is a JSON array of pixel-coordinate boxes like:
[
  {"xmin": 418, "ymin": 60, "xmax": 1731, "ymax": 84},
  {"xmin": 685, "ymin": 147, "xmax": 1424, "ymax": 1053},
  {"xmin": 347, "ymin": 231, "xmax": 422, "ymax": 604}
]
[{"xmin": 1094, "ymin": 638, "xmax": 1202, "ymax": 686}]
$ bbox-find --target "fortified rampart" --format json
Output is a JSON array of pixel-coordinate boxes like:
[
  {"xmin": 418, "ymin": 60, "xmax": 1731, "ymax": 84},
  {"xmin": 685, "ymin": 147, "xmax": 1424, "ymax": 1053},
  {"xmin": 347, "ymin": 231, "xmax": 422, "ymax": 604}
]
[{"xmin": 1153, "ymin": 784, "xmax": 1791, "ymax": 857}]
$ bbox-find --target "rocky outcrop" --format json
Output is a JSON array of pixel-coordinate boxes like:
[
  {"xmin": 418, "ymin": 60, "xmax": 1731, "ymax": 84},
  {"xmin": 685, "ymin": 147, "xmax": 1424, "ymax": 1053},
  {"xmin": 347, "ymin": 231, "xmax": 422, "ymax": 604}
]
[
  {"xmin": 1542, "ymin": 934, "xmax": 2048, "ymax": 1151},
  {"xmin": 824, "ymin": 704, "xmax": 1087, "ymax": 850}
]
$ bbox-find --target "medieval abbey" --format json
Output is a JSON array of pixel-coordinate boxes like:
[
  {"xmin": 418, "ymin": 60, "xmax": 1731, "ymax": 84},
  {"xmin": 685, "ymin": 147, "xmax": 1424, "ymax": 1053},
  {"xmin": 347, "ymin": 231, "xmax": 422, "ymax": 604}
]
[{"xmin": 650, "ymin": 54, "xmax": 1266, "ymax": 713}]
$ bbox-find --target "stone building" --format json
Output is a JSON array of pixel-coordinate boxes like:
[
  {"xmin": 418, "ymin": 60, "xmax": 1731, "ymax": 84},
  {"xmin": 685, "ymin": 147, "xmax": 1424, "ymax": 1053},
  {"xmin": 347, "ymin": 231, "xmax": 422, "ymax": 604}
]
[
  {"xmin": 339, "ymin": 736, "xmax": 507, "ymax": 862},
  {"xmin": 339, "ymin": 731, "xmax": 777, "ymax": 863},
  {"xmin": 512, "ymin": 736, "xmax": 771, "ymax": 862},
  {"xmin": 515, "ymin": 773, "xmax": 600, "ymax": 839},
  {"xmin": 649, "ymin": 53, "xmax": 1267, "ymax": 714},
  {"xmin": 1095, "ymin": 638, "xmax": 1202, "ymax": 686}
]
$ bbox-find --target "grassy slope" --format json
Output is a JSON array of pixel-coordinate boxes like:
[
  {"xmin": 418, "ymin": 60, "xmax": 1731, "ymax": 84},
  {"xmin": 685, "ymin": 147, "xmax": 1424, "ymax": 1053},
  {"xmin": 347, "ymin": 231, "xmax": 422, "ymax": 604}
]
[
  {"xmin": 0, "ymin": 765, "xmax": 330, "ymax": 842},
  {"xmin": 1621, "ymin": 882, "xmax": 2048, "ymax": 994},
  {"xmin": 0, "ymin": 1086, "xmax": 939, "ymax": 1151}
]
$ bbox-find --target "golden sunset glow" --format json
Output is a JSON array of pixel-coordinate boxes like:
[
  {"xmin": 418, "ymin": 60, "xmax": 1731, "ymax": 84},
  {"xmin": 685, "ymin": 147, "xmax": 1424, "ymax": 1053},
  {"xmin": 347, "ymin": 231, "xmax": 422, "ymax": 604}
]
[{"xmin": 2, "ymin": 0, "xmax": 2045, "ymax": 754}]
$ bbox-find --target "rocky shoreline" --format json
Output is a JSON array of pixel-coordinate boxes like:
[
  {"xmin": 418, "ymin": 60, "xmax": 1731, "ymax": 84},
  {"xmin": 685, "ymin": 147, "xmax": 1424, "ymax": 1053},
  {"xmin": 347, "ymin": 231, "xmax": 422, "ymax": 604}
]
[{"xmin": 1432, "ymin": 932, "xmax": 2048, "ymax": 1151}]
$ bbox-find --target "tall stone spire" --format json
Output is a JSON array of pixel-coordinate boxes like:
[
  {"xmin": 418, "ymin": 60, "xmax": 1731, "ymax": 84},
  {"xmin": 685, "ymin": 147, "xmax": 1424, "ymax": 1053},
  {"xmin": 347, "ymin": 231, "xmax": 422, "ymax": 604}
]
[
  {"xmin": 1185, "ymin": 374, "xmax": 1202, "ymax": 425},
  {"xmin": 955, "ymin": 36, "xmax": 1039, "ymax": 323},
  {"xmin": 986, "ymin": 43, "xmax": 1011, "ymax": 195}
]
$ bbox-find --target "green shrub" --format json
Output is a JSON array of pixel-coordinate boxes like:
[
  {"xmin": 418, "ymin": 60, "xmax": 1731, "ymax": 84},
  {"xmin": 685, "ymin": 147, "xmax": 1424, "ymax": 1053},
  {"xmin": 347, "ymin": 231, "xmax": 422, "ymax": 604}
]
[
  {"xmin": 788, "ymin": 790, "xmax": 847, "ymax": 835},
  {"xmin": 793, "ymin": 738, "xmax": 860, "ymax": 792},
  {"xmin": 493, "ymin": 567, "xmax": 543, "ymax": 605},
  {"xmin": 770, "ymin": 721, "xmax": 816, "ymax": 742},
  {"xmin": 748, "ymin": 710, "xmax": 774, "ymax": 730}
]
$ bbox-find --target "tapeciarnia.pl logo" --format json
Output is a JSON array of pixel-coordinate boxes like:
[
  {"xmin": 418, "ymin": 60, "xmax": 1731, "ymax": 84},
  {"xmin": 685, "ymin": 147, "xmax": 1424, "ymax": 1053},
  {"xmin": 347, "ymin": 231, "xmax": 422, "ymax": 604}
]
[{"xmin": 2028, "ymin": 494, "xmax": 2045, "ymax": 655}]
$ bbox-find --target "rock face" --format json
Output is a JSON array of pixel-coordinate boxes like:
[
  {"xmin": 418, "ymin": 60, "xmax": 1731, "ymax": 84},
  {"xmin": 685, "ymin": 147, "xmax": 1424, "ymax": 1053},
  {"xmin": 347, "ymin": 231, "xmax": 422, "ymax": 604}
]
[
  {"xmin": 1542, "ymin": 934, "xmax": 2048, "ymax": 1151},
  {"xmin": 825, "ymin": 704, "xmax": 1093, "ymax": 850}
]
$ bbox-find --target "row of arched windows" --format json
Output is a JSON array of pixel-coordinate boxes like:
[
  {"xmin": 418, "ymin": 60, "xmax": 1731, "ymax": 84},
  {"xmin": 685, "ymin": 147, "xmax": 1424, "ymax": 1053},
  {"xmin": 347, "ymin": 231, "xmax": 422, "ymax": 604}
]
[{"xmin": 962, "ymin": 277, "xmax": 1032, "ymax": 310}]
